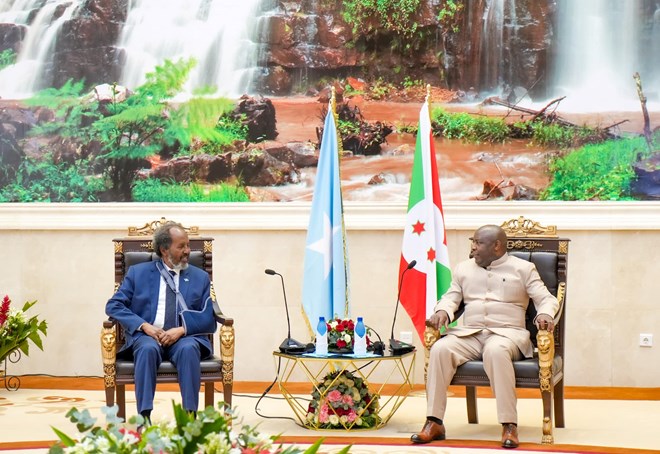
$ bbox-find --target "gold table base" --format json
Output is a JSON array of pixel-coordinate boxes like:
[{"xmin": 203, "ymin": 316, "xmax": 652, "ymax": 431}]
[{"xmin": 273, "ymin": 351, "xmax": 415, "ymax": 430}]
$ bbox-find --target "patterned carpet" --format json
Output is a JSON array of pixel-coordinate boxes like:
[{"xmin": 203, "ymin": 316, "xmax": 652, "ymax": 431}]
[{"xmin": 1, "ymin": 387, "xmax": 659, "ymax": 453}]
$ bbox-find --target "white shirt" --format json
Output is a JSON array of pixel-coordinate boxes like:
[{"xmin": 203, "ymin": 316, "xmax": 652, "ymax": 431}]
[{"xmin": 153, "ymin": 266, "xmax": 179, "ymax": 329}]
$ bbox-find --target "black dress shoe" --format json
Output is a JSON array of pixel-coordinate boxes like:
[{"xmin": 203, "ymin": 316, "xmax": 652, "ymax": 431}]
[
  {"xmin": 501, "ymin": 423, "xmax": 519, "ymax": 449},
  {"xmin": 411, "ymin": 419, "xmax": 446, "ymax": 444}
]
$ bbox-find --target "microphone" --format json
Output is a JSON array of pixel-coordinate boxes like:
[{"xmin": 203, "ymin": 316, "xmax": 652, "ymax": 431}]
[
  {"xmin": 389, "ymin": 260, "xmax": 417, "ymax": 355},
  {"xmin": 265, "ymin": 269, "xmax": 308, "ymax": 354}
]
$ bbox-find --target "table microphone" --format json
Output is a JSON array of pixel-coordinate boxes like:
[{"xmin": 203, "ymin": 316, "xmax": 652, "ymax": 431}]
[
  {"xmin": 389, "ymin": 260, "xmax": 417, "ymax": 355},
  {"xmin": 265, "ymin": 269, "xmax": 308, "ymax": 354}
]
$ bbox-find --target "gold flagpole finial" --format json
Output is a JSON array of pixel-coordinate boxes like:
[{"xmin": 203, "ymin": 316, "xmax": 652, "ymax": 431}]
[{"xmin": 425, "ymin": 84, "xmax": 431, "ymax": 104}]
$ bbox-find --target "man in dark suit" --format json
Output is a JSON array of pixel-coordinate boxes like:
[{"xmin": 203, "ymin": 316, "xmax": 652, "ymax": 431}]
[{"xmin": 106, "ymin": 221, "xmax": 215, "ymax": 422}]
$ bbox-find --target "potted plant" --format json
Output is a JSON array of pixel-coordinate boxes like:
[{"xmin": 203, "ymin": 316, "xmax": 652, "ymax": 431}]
[
  {"xmin": 49, "ymin": 402, "xmax": 350, "ymax": 453},
  {"xmin": 0, "ymin": 295, "xmax": 48, "ymax": 365}
]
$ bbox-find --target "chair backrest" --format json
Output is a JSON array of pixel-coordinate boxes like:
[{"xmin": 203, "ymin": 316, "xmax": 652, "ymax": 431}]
[
  {"xmin": 112, "ymin": 217, "xmax": 215, "ymax": 350},
  {"xmin": 501, "ymin": 217, "xmax": 569, "ymax": 355}
]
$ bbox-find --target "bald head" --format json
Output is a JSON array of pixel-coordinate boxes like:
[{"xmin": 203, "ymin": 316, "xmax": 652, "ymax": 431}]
[{"xmin": 470, "ymin": 224, "xmax": 507, "ymax": 267}]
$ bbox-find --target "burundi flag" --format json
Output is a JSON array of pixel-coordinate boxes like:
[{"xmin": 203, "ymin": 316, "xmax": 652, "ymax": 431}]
[
  {"xmin": 301, "ymin": 104, "xmax": 349, "ymax": 335},
  {"xmin": 399, "ymin": 100, "xmax": 451, "ymax": 342}
]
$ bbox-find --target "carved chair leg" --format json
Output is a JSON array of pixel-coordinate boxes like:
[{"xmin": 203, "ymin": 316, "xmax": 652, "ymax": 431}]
[
  {"xmin": 466, "ymin": 386, "xmax": 478, "ymax": 424},
  {"xmin": 204, "ymin": 381, "xmax": 214, "ymax": 409},
  {"xmin": 541, "ymin": 389, "xmax": 554, "ymax": 444},
  {"xmin": 105, "ymin": 386, "xmax": 115, "ymax": 408},
  {"xmin": 537, "ymin": 328, "xmax": 555, "ymax": 443},
  {"xmin": 223, "ymin": 382, "xmax": 233, "ymax": 410},
  {"xmin": 220, "ymin": 324, "xmax": 235, "ymax": 411},
  {"xmin": 554, "ymin": 379, "xmax": 565, "ymax": 428},
  {"xmin": 117, "ymin": 384, "xmax": 126, "ymax": 421}
]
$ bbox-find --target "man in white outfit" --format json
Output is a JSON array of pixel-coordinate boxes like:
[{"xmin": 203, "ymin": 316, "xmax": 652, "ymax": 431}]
[{"xmin": 411, "ymin": 225, "xmax": 558, "ymax": 449}]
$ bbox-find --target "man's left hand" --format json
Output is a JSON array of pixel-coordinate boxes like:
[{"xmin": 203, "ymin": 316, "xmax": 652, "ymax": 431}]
[
  {"xmin": 158, "ymin": 327, "xmax": 185, "ymax": 347},
  {"xmin": 535, "ymin": 314, "xmax": 554, "ymax": 332}
]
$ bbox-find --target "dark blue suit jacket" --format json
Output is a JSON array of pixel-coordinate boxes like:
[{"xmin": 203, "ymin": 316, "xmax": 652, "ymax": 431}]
[{"xmin": 106, "ymin": 260, "xmax": 215, "ymax": 356}]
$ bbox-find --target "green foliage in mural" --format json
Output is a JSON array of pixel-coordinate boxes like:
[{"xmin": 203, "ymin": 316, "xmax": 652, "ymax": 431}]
[
  {"xmin": 431, "ymin": 108, "xmax": 510, "ymax": 143},
  {"xmin": 341, "ymin": 0, "xmax": 422, "ymax": 38},
  {"xmin": 0, "ymin": 155, "xmax": 105, "ymax": 202},
  {"xmin": 540, "ymin": 137, "xmax": 650, "ymax": 201},
  {"xmin": 184, "ymin": 97, "xmax": 245, "ymax": 147},
  {"xmin": 437, "ymin": 0, "xmax": 464, "ymax": 33},
  {"xmin": 27, "ymin": 79, "xmax": 101, "ymax": 141},
  {"xmin": 431, "ymin": 107, "xmax": 606, "ymax": 148},
  {"xmin": 132, "ymin": 178, "xmax": 249, "ymax": 202},
  {"xmin": 0, "ymin": 49, "xmax": 16, "ymax": 70},
  {"xmin": 94, "ymin": 58, "xmax": 197, "ymax": 200},
  {"xmin": 23, "ymin": 58, "xmax": 245, "ymax": 202}
]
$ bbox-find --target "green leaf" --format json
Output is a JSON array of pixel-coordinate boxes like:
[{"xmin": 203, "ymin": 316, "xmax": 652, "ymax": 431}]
[{"xmin": 50, "ymin": 426, "xmax": 77, "ymax": 447}]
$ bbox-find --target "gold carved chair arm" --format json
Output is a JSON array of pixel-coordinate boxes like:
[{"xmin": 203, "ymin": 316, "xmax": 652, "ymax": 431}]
[
  {"xmin": 553, "ymin": 281, "xmax": 566, "ymax": 325},
  {"xmin": 101, "ymin": 320, "xmax": 117, "ymax": 389}
]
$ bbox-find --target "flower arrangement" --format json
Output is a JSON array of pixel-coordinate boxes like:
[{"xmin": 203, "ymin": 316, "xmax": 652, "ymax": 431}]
[
  {"xmin": 0, "ymin": 295, "xmax": 48, "ymax": 363},
  {"xmin": 305, "ymin": 370, "xmax": 380, "ymax": 430},
  {"xmin": 50, "ymin": 402, "xmax": 350, "ymax": 454},
  {"xmin": 325, "ymin": 318, "xmax": 371, "ymax": 353}
]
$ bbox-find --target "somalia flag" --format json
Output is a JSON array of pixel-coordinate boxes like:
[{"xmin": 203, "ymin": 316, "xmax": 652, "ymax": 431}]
[{"xmin": 301, "ymin": 105, "xmax": 349, "ymax": 334}]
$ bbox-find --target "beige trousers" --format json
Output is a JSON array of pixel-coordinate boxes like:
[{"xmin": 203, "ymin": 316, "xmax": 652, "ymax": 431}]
[{"xmin": 426, "ymin": 330, "xmax": 523, "ymax": 424}]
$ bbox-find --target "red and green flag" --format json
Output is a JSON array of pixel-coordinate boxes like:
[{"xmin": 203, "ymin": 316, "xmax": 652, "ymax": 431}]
[{"xmin": 399, "ymin": 100, "xmax": 452, "ymax": 342}]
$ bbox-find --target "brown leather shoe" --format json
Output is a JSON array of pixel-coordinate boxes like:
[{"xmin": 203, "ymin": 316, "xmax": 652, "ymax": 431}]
[
  {"xmin": 501, "ymin": 423, "xmax": 519, "ymax": 449},
  {"xmin": 411, "ymin": 419, "xmax": 446, "ymax": 444}
]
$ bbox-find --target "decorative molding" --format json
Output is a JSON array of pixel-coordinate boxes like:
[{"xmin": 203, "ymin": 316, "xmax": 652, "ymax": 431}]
[
  {"xmin": 1, "ymin": 201, "xmax": 660, "ymax": 231},
  {"xmin": 501, "ymin": 216, "xmax": 557, "ymax": 237},
  {"xmin": 127, "ymin": 217, "xmax": 200, "ymax": 236},
  {"xmin": 507, "ymin": 239, "xmax": 544, "ymax": 250}
]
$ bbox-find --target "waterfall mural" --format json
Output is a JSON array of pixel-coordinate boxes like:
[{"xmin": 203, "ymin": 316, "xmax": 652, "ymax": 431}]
[
  {"xmin": 0, "ymin": 0, "xmax": 84, "ymax": 98},
  {"xmin": 0, "ymin": 0, "xmax": 658, "ymax": 104},
  {"xmin": 552, "ymin": 0, "xmax": 660, "ymax": 111},
  {"xmin": 0, "ymin": 0, "xmax": 658, "ymax": 203},
  {"xmin": 0, "ymin": 0, "xmax": 270, "ymax": 98},
  {"xmin": 118, "ymin": 0, "xmax": 266, "ymax": 97}
]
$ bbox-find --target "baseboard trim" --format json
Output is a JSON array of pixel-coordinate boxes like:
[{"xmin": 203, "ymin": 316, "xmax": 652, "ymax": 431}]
[{"xmin": 12, "ymin": 376, "xmax": 660, "ymax": 400}]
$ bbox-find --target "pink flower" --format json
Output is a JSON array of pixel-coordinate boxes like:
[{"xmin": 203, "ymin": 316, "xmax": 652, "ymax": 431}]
[
  {"xmin": 0, "ymin": 295, "xmax": 10, "ymax": 327},
  {"xmin": 341, "ymin": 394, "xmax": 353, "ymax": 406},
  {"xmin": 118, "ymin": 427, "xmax": 141, "ymax": 441},
  {"xmin": 319, "ymin": 403, "xmax": 329, "ymax": 423},
  {"xmin": 327, "ymin": 390, "xmax": 342, "ymax": 402},
  {"xmin": 347, "ymin": 409, "xmax": 357, "ymax": 422}
]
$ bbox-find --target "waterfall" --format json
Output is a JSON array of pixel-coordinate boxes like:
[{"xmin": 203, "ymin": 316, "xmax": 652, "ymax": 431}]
[
  {"xmin": 479, "ymin": 0, "xmax": 517, "ymax": 94},
  {"xmin": 118, "ymin": 0, "xmax": 266, "ymax": 97},
  {"xmin": 0, "ymin": 0, "xmax": 83, "ymax": 98},
  {"xmin": 552, "ymin": 0, "xmax": 659, "ymax": 111}
]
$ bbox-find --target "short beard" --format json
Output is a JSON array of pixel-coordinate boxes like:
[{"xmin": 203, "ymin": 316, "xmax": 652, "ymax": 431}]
[{"xmin": 167, "ymin": 252, "xmax": 189, "ymax": 271}]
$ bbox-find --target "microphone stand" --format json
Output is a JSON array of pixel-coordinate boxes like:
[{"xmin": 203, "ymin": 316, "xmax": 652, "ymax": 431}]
[
  {"xmin": 265, "ymin": 269, "xmax": 308, "ymax": 354},
  {"xmin": 390, "ymin": 260, "xmax": 417, "ymax": 355}
]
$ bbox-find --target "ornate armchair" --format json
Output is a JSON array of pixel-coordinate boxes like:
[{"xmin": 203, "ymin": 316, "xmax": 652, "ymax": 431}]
[
  {"xmin": 424, "ymin": 217, "xmax": 568, "ymax": 444},
  {"xmin": 101, "ymin": 218, "xmax": 234, "ymax": 419}
]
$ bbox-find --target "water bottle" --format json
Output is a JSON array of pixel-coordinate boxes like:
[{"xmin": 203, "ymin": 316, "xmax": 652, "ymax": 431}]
[
  {"xmin": 354, "ymin": 316, "xmax": 367, "ymax": 356},
  {"xmin": 316, "ymin": 316, "xmax": 328, "ymax": 355}
]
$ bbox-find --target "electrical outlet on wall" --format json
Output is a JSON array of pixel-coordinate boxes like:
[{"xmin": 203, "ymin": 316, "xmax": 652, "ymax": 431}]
[
  {"xmin": 400, "ymin": 331, "xmax": 413, "ymax": 344},
  {"xmin": 640, "ymin": 333, "xmax": 653, "ymax": 347}
]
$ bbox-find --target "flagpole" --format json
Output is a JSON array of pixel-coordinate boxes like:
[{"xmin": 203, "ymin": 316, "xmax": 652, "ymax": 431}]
[
  {"xmin": 330, "ymin": 87, "xmax": 350, "ymax": 318},
  {"xmin": 426, "ymin": 83, "xmax": 431, "ymax": 113}
]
